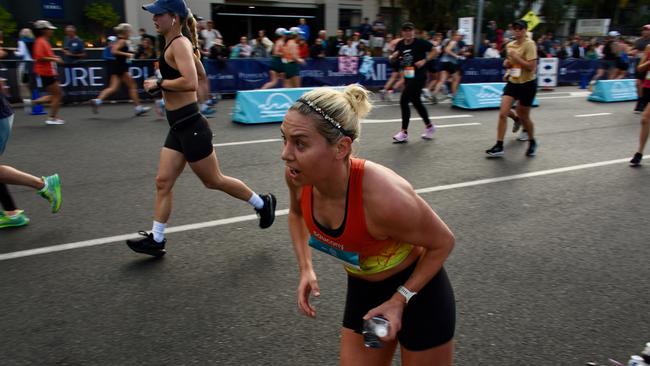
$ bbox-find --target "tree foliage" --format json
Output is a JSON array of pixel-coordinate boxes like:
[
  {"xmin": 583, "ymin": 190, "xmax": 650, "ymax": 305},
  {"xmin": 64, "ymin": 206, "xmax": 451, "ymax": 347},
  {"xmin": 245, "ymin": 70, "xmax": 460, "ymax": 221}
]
[
  {"xmin": 0, "ymin": 5, "xmax": 17, "ymax": 38},
  {"xmin": 84, "ymin": 1, "xmax": 120, "ymax": 31},
  {"xmin": 398, "ymin": 0, "xmax": 649, "ymax": 35}
]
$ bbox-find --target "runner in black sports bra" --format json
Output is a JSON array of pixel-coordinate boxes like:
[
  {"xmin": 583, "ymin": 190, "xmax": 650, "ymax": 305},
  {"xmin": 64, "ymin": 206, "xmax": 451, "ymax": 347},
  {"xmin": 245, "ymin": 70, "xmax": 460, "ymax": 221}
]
[
  {"xmin": 127, "ymin": 0, "xmax": 276, "ymax": 257},
  {"xmin": 159, "ymin": 35, "xmax": 183, "ymax": 80},
  {"xmin": 90, "ymin": 23, "xmax": 150, "ymax": 116}
]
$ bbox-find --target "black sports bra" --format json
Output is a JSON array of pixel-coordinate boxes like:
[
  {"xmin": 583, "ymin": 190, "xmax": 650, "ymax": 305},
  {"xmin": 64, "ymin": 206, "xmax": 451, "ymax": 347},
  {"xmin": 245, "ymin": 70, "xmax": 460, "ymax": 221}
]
[{"xmin": 159, "ymin": 35, "xmax": 183, "ymax": 80}]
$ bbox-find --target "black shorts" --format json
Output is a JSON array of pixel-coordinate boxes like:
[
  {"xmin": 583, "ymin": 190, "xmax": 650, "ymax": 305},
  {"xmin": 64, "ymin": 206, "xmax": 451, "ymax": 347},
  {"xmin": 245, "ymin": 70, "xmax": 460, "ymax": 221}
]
[
  {"xmin": 426, "ymin": 59, "xmax": 439, "ymax": 73},
  {"xmin": 112, "ymin": 64, "xmax": 129, "ymax": 76},
  {"xmin": 635, "ymin": 71, "xmax": 645, "ymax": 80},
  {"xmin": 39, "ymin": 75, "xmax": 57, "ymax": 88},
  {"xmin": 343, "ymin": 261, "xmax": 456, "ymax": 351},
  {"xmin": 641, "ymin": 88, "xmax": 650, "ymax": 104},
  {"xmin": 389, "ymin": 59, "xmax": 401, "ymax": 73},
  {"xmin": 616, "ymin": 60, "xmax": 629, "ymax": 71},
  {"xmin": 503, "ymin": 79, "xmax": 538, "ymax": 107},
  {"xmin": 163, "ymin": 103, "xmax": 214, "ymax": 163},
  {"xmin": 599, "ymin": 59, "xmax": 616, "ymax": 70},
  {"xmin": 441, "ymin": 62, "xmax": 458, "ymax": 74}
]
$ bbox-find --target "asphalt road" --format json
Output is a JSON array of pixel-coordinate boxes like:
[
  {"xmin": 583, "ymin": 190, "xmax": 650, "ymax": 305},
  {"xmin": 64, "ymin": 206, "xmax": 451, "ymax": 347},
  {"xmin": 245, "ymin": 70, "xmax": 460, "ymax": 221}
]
[{"xmin": 0, "ymin": 87, "xmax": 648, "ymax": 366}]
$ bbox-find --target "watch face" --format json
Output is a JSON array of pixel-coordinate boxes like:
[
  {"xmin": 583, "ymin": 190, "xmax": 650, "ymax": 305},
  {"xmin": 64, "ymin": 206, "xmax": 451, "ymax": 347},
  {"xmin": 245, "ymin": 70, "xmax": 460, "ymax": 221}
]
[{"xmin": 399, "ymin": 286, "xmax": 414, "ymax": 300}]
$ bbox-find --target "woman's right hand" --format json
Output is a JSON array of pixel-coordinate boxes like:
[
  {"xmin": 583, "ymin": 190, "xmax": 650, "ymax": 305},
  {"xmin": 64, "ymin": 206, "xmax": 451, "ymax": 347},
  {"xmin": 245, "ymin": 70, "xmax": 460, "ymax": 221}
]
[{"xmin": 297, "ymin": 269, "xmax": 320, "ymax": 318}]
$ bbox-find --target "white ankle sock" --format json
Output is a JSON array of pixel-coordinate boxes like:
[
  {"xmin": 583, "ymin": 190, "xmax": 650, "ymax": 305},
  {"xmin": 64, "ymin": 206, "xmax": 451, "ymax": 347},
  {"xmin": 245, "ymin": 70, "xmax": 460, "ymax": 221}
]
[
  {"xmin": 152, "ymin": 220, "xmax": 166, "ymax": 243},
  {"xmin": 248, "ymin": 193, "xmax": 264, "ymax": 210}
]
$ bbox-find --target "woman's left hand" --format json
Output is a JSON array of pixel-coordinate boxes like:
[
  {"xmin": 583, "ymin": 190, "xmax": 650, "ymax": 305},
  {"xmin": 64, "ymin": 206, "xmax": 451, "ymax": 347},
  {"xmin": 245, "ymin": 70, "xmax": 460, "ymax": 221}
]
[{"xmin": 363, "ymin": 297, "xmax": 406, "ymax": 342}]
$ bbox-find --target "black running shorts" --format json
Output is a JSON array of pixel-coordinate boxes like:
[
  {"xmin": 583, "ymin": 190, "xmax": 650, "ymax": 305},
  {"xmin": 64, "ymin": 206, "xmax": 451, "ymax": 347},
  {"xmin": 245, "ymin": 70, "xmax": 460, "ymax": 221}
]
[
  {"xmin": 39, "ymin": 76, "xmax": 57, "ymax": 88},
  {"xmin": 343, "ymin": 261, "xmax": 456, "ymax": 351},
  {"xmin": 503, "ymin": 79, "xmax": 537, "ymax": 107},
  {"xmin": 636, "ymin": 71, "xmax": 646, "ymax": 81},
  {"xmin": 598, "ymin": 59, "xmax": 616, "ymax": 70},
  {"xmin": 163, "ymin": 103, "xmax": 214, "ymax": 163},
  {"xmin": 441, "ymin": 61, "xmax": 458, "ymax": 74}
]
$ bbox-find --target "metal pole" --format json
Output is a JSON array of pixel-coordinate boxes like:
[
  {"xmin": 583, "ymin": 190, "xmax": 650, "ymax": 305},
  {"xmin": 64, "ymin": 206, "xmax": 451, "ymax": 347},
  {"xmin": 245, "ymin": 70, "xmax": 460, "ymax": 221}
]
[{"xmin": 474, "ymin": 0, "xmax": 484, "ymax": 56}]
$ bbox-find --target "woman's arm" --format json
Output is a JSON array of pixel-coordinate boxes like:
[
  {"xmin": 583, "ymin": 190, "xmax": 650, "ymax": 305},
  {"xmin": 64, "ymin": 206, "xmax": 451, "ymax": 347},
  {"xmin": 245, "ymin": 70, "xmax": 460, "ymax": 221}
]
[
  {"xmin": 444, "ymin": 40, "xmax": 460, "ymax": 58},
  {"xmin": 111, "ymin": 40, "xmax": 132, "ymax": 57},
  {"xmin": 284, "ymin": 167, "xmax": 320, "ymax": 318},
  {"xmin": 362, "ymin": 163, "xmax": 455, "ymax": 339},
  {"xmin": 637, "ymin": 46, "xmax": 650, "ymax": 71},
  {"xmin": 367, "ymin": 166, "xmax": 454, "ymax": 295}
]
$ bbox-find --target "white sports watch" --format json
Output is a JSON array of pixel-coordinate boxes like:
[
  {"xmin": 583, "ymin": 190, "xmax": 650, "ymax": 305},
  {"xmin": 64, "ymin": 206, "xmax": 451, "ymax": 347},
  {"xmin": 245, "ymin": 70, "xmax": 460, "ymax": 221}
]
[{"xmin": 397, "ymin": 285, "xmax": 417, "ymax": 304}]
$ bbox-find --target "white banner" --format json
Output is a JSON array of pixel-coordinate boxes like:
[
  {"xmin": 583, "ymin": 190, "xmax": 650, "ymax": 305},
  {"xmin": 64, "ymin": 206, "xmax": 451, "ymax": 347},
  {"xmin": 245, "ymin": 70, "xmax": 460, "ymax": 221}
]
[
  {"xmin": 537, "ymin": 58, "xmax": 559, "ymax": 88},
  {"xmin": 458, "ymin": 17, "xmax": 474, "ymax": 45},
  {"xmin": 576, "ymin": 19, "xmax": 611, "ymax": 37}
]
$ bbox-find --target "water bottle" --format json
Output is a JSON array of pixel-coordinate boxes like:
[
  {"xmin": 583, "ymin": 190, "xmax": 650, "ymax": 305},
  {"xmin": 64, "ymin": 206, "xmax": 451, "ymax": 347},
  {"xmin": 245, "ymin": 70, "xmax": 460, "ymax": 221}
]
[{"xmin": 362, "ymin": 316, "xmax": 390, "ymax": 349}]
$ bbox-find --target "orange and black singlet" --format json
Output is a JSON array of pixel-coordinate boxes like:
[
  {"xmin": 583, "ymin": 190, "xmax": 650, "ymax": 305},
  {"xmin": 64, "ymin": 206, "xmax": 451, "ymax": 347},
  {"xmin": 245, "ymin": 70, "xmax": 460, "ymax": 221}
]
[{"xmin": 301, "ymin": 158, "xmax": 414, "ymax": 276}]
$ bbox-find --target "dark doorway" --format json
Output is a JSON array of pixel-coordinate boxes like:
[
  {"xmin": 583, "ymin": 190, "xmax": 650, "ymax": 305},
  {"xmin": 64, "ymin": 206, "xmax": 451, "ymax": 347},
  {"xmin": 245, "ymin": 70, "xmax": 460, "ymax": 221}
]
[{"xmin": 212, "ymin": 4, "xmax": 324, "ymax": 46}]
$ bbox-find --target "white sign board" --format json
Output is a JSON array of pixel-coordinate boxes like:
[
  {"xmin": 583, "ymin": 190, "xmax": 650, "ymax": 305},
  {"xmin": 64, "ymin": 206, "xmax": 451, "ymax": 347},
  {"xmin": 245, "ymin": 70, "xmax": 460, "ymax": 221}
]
[
  {"xmin": 576, "ymin": 19, "xmax": 611, "ymax": 37},
  {"xmin": 537, "ymin": 58, "xmax": 558, "ymax": 88},
  {"xmin": 458, "ymin": 17, "xmax": 474, "ymax": 45}
]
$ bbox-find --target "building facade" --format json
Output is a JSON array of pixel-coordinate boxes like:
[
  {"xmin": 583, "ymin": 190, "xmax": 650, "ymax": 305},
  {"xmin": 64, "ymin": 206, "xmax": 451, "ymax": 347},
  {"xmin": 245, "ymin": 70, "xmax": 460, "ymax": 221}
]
[{"xmin": 128, "ymin": 0, "xmax": 400, "ymax": 45}]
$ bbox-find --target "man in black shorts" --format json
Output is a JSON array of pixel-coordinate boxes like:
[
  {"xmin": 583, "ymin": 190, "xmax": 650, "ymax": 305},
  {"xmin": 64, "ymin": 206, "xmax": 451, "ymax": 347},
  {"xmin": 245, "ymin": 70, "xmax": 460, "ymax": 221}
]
[{"xmin": 486, "ymin": 20, "xmax": 538, "ymax": 157}]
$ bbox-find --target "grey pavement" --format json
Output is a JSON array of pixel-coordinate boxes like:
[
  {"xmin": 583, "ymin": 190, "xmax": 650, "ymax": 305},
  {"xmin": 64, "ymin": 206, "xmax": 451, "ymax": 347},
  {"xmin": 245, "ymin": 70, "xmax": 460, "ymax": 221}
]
[{"xmin": 0, "ymin": 87, "xmax": 648, "ymax": 365}]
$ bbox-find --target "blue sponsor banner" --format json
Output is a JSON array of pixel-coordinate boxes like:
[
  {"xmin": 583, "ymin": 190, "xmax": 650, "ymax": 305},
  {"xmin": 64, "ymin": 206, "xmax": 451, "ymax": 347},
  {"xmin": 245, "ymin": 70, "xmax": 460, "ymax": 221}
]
[
  {"xmin": 452, "ymin": 82, "xmax": 539, "ymax": 109},
  {"xmin": 458, "ymin": 58, "xmax": 506, "ymax": 83},
  {"xmin": 232, "ymin": 86, "xmax": 345, "ymax": 124},
  {"xmin": 587, "ymin": 79, "xmax": 638, "ymax": 102},
  {"xmin": 42, "ymin": 0, "xmax": 64, "ymax": 19},
  {"xmin": 205, "ymin": 58, "xmax": 390, "ymax": 93},
  {"xmin": 1, "ymin": 57, "xmax": 639, "ymax": 104}
]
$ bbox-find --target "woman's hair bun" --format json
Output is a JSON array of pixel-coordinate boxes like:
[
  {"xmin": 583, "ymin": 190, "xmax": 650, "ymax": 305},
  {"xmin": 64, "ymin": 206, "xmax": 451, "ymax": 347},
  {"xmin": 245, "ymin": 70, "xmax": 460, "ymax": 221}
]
[{"xmin": 343, "ymin": 84, "xmax": 371, "ymax": 120}]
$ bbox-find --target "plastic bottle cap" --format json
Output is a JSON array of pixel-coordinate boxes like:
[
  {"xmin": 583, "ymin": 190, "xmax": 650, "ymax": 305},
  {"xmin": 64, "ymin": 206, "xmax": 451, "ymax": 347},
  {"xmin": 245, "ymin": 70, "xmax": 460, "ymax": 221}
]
[{"xmin": 375, "ymin": 327, "xmax": 388, "ymax": 337}]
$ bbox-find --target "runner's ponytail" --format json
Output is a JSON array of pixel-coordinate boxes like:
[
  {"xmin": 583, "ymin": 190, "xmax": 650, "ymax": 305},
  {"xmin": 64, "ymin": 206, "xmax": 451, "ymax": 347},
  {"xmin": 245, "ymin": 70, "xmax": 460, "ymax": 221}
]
[{"xmin": 181, "ymin": 11, "xmax": 201, "ymax": 59}]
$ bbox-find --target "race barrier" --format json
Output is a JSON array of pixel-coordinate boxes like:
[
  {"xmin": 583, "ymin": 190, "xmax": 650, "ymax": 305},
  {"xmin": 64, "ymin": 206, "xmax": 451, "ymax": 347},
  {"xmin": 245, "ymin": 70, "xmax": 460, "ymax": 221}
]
[
  {"xmin": 0, "ymin": 58, "xmax": 638, "ymax": 103},
  {"xmin": 587, "ymin": 79, "xmax": 638, "ymax": 102},
  {"xmin": 232, "ymin": 86, "xmax": 345, "ymax": 124},
  {"xmin": 452, "ymin": 82, "xmax": 539, "ymax": 109}
]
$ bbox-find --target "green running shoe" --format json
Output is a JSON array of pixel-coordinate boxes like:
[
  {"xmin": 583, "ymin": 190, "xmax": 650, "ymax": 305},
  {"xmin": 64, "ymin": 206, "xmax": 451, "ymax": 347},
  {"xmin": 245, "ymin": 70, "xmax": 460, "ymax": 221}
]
[
  {"xmin": 0, "ymin": 210, "xmax": 30, "ymax": 228},
  {"xmin": 38, "ymin": 174, "xmax": 62, "ymax": 213}
]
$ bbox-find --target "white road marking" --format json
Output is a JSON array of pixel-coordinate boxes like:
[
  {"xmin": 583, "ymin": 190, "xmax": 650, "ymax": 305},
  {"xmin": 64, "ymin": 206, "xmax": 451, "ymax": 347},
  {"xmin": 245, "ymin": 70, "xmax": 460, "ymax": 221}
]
[
  {"xmin": 433, "ymin": 122, "xmax": 481, "ymax": 128},
  {"xmin": 0, "ymin": 157, "xmax": 641, "ymax": 261},
  {"xmin": 415, "ymin": 158, "xmax": 631, "ymax": 194},
  {"xmin": 537, "ymin": 95, "xmax": 592, "ymax": 100},
  {"xmin": 575, "ymin": 113, "xmax": 612, "ymax": 118},
  {"xmin": 214, "ymin": 138, "xmax": 281, "ymax": 147},
  {"xmin": 363, "ymin": 115, "xmax": 473, "ymax": 123}
]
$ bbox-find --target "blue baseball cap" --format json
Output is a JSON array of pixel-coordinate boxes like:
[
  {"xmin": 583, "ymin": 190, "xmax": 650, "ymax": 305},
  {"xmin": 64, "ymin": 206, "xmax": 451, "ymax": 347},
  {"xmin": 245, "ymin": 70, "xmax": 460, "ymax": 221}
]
[{"xmin": 142, "ymin": 0, "xmax": 188, "ymax": 18}]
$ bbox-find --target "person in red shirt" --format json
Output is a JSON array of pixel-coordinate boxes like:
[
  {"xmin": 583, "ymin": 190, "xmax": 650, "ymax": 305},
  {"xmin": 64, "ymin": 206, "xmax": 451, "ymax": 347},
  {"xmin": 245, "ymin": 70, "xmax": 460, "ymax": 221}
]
[
  {"xmin": 298, "ymin": 37, "xmax": 309, "ymax": 60},
  {"xmin": 25, "ymin": 20, "xmax": 65, "ymax": 125}
]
